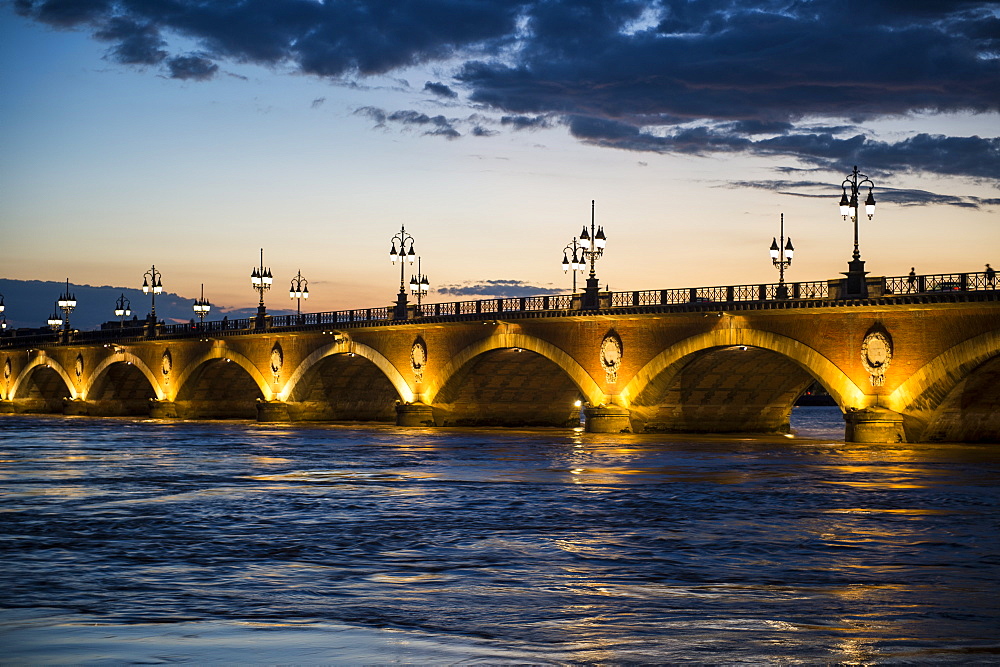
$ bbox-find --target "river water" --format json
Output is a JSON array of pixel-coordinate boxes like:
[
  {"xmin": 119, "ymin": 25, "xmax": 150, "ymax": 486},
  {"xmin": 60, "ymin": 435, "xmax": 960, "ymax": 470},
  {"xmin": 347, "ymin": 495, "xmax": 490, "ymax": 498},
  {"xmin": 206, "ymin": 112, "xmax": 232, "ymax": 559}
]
[{"xmin": 1, "ymin": 407, "xmax": 998, "ymax": 664}]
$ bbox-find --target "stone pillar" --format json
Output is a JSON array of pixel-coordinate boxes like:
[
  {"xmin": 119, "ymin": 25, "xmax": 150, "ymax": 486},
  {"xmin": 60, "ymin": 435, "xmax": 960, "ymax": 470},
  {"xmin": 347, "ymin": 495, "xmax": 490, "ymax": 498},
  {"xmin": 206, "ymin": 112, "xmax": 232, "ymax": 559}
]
[
  {"xmin": 257, "ymin": 400, "xmax": 291, "ymax": 422},
  {"xmin": 844, "ymin": 406, "xmax": 905, "ymax": 443},
  {"xmin": 584, "ymin": 405, "xmax": 633, "ymax": 433},
  {"xmin": 63, "ymin": 399, "xmax": 90, "ymax": 416},
  {"xmin": 396, "ymin": 402, "xmax": 435, "ymax": 427},
  {"xmin": 841, "ymin": 258, "xmax": 869, "ymax": 298},
  {"xmin": 393, "ymin": 293, "xmax": 410, "ymax": 320},
  {"xmin": 149, "ymin": 400, "xmax": 179, "ymax": 419},
  {"xmin": 581, "ymin": 276, "xmax": 601, "ymax": 310}
]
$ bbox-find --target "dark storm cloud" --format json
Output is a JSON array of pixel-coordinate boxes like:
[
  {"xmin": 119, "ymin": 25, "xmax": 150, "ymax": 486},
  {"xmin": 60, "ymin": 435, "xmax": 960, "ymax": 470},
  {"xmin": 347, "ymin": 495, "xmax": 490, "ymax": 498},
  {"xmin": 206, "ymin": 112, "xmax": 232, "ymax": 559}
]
[
  {"xmin": 14, "ymin": 0, "xmax": 1000, "ymax": 181},
  {"xmin": 437, "ymin": 280, "xmax": 564, "ymax": 298}
]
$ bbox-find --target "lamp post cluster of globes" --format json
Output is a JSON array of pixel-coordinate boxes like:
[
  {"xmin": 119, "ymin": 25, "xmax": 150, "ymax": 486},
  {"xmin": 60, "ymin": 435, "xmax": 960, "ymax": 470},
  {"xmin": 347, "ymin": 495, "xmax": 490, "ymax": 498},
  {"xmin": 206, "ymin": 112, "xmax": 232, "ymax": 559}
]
[{"xmin": 17, "ymin": 170, "xmax": 877, "ymax": 338}]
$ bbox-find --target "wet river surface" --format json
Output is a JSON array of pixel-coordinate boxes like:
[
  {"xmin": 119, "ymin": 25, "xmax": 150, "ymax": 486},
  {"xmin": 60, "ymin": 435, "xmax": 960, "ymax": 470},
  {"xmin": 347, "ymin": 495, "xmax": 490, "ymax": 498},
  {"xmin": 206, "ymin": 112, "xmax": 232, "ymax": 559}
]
[{"xmin": 1, "ymin": 407, "xmax": 998, "ymax": 664}]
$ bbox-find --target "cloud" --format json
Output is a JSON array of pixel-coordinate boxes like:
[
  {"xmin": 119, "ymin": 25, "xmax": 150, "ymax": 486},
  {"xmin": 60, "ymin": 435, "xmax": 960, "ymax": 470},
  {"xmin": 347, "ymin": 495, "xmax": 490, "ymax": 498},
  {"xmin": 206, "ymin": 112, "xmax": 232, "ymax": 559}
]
[
  {"xmin": 436, "ymin": 280, "xmax": 565, "ymax": 297},
  {"xmin": 311, "ymin": 97, "xmax": 326, "ymax": 109},
  {"xmin": 424, "ymin": 81, "xmax": 457, "ymax": 98},
  {"xmin": 13, "ymin": 0, "xmax": 1000, "ymax": 181},
  {"xmin": 499, "ymin": 114, "xmax": 553, "ymax": 131},
  {"xmin": 724, "ymin": 179, "xmax": 1000, "ymax": 210},
  {"xmin": 167, "ymin": 54, "xmax": 218, "ymax": 81},
  {"xmin": 356, "ymin": 106, "xmax": 462, "ymax": 138}
]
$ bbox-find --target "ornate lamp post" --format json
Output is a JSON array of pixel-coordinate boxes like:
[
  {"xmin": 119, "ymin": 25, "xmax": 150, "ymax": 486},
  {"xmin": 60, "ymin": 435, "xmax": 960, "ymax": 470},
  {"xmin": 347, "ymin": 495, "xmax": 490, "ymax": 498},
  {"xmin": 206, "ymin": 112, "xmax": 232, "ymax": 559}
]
[
  {"xmin": 250, "ymin": 248, "xmax": 273, "ymax": 329},
  {"xmin": 561, "ymin": 237, "xmax": 586, "ymax": 293},
  {"xmin": 575, "ymin": 200, "xmax": 607, "ymax": 309},
  {"xmin": 838, "ymin": 165, "xmax": 876, "ymax": 297},
  {"xmin": 47, "ymin": 302, "xmax": 63, "ymax": 335},
  {"xmin": 193, "ymin": 284, "xmax": 211, "ymax": 324},
  {"xmin": 142, "ymin": 265, "xmax": 163, "ymax": 322},
  {"xmin": 769, "ymin": 214, "xmax": 794, "ymax": 299},
  {"xmin": 389, "ymin": 224, "xmax": 416, "ymax": 319},
  {"xmin": 408, "ymin": 257, "xmax": 430, "ymax": 306},
  {"xmin": 56, "ymin": 279, "xmax": 77, "ymax": 343},
  {"xmin": 114, "ymin": 293, "xmax": 132, "ymax": 328},
  {"xmin": 289, "ymin": 271, "xmax": 309, "ymax": 318}
]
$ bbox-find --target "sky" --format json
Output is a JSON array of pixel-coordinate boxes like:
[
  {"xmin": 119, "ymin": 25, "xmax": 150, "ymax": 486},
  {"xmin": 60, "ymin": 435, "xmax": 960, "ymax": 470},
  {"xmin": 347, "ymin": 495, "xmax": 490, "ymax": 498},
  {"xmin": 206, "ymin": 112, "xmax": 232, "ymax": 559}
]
[{"xmin": 1, "ymin": 0, "xmax": 998, "ymax": 319}]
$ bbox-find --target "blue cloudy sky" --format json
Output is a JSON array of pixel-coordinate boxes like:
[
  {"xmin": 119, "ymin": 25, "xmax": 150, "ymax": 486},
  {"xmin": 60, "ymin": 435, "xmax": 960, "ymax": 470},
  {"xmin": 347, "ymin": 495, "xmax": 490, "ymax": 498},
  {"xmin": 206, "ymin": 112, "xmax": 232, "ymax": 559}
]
[{"xmin": 1, "ymin": 0, "xmax": 998, "ymax": 317}]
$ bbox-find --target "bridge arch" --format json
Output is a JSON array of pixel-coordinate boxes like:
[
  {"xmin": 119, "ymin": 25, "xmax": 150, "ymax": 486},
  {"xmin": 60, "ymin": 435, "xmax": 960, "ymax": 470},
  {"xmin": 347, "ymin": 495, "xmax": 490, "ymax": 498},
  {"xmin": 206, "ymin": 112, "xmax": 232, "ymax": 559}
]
[
  {"xmin": 83, "ymin": 353, "xmax": 161, "ymax": 415},
  {"xmin": 86, "ymin": 353, "xmax": 163, "ymax": 401},
  {"xmin": 425, "ymin": 332, "xmax": 602, "ymax": 427},
  {"xmin": 278, "ymin": 340, "xmax": 411, "ymax": 422},
  {"xmin": 9, "ymin": 356, "xmax": 77, "ymax": 412},
  {"xmin": 887, "ymin": 330, "xmax": 1000, "ymax": 442},
  {"xmin": 620, "ymin": 328, "xmax": 864, "ymax": 433},
  {"xmin": 171, "ymin": 347, "xmax": 272, "ymax": 419},
  {"xmin": 280, "ymin": 339, "xmax": 412, "ymax": 404}
]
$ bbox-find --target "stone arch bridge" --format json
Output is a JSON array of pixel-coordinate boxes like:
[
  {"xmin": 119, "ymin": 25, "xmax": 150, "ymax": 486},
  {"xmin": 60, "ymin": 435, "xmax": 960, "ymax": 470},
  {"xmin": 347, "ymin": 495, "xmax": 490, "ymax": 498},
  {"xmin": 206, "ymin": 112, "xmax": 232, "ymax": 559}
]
[{"xmin": 2, "ymin": 276, "xmax": 998, "ymax": 443}]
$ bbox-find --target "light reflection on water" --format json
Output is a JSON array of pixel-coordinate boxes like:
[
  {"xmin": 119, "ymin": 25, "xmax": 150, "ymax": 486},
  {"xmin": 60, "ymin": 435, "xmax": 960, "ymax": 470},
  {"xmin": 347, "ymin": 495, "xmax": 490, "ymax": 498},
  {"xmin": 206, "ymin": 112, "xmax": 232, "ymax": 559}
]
[{"xmin": 1, "ymin": 407, "xmax": 999, "ymax": 664}]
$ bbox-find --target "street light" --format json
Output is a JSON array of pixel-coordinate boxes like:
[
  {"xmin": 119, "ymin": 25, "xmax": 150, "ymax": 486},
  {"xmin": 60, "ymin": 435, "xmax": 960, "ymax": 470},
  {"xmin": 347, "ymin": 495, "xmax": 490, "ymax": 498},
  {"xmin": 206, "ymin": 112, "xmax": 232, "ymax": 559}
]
[
  {"xmin": 114, "ymin": 293, "xmax": 132, "ymax": 328},
  {"xmin": 838, "ymin": 165, "xmax": 876, "ymax": 297},
  {"xmin": 389, "ymin": 224, "xmax": 416, "ymax": 318},
  {"xmin": 56, "ymin": 278, "xmax": 76, "ymax": 342},
  {"xmin": 408, "ymin": 257, "xmax": 430, "ymax": 306},
  {"xmin": 769, "ymin": 213, "xmax": 794, "ymax": 298},
  {"xmin": 250, "ymin": 248, "xmax": 273, "ymax": 327},
  {"xmin": 560, "ymin": 237, "xmax": 586, "ymax": 292},
  {"xmin": 47, "ymin": 302, "xmax": 63, "ymax": 333},
  {"xmin": 0, "ymin": 292, "xmax": 6, "ymax": 330},
  {"xmin": 575, "ymin": 200, "xmax": 608, "ymax": 308},
  {"xmin": 142, "ymin": 265, "xmax": 163, "ymax": 321},
  {"xmin": 289, "ymin": 270, "xmax": 309, "ymax": 318},
  {"xmin": 193, "ymin": 284, "xmax": 211, "ymax": 323}
]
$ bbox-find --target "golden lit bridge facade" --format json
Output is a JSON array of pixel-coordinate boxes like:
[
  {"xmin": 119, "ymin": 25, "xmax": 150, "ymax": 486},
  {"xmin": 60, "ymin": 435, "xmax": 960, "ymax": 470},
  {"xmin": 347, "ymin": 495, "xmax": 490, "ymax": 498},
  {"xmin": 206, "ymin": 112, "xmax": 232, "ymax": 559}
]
[{"xmin": 2, "ymin": 270, "xmax": 999, "ymax": 443}]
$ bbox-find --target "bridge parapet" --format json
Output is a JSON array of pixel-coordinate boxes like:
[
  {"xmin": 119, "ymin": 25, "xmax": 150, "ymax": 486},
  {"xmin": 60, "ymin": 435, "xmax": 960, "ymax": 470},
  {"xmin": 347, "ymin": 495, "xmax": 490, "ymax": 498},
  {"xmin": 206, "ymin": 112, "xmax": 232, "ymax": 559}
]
[{"xmin": 1, "ymin": 270, "xmax": 996, "ymax": 353}]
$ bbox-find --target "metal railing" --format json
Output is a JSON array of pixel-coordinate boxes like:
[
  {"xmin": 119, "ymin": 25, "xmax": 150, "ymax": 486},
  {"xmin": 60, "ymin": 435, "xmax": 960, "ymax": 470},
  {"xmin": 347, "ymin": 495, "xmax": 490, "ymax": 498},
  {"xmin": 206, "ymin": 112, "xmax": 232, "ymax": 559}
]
[{"xmin": 2, "ymin": 271, "xmax": 993, "ymax": 349}]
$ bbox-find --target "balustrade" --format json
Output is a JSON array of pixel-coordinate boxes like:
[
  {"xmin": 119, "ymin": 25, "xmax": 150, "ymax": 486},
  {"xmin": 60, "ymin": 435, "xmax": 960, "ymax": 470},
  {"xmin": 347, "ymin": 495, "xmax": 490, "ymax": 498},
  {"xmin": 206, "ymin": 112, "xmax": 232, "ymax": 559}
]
[{"xmin": 1, "ymin": 271, "xmax": 992, "ymax": 349}]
